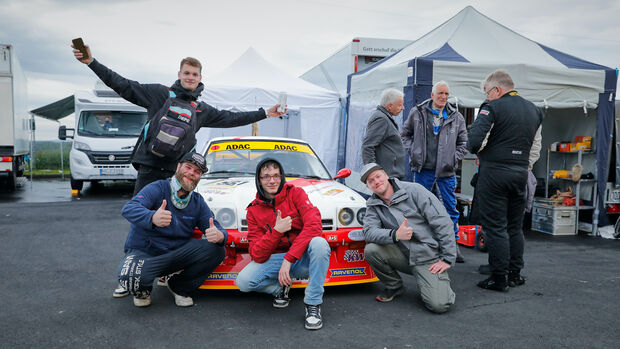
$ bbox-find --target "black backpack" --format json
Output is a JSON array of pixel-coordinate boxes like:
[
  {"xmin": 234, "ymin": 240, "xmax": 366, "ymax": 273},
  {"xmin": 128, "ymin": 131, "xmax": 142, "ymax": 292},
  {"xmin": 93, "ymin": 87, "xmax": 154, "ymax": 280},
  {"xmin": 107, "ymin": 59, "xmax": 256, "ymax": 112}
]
[{"xmin": 145, "ymin": 94, "xmax": 199, "ymax": 161}]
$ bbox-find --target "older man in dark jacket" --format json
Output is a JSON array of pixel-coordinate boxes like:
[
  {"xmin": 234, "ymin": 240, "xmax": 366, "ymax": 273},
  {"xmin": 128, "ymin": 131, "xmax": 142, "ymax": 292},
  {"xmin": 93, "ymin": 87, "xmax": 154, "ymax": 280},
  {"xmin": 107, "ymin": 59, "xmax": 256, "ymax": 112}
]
[
  {"xmin": 361, "ymin": 88, "xmax": 406, "ymax": 179},
  {"xmin": 361, "ymin": 162, "xmax": 456, "ymax": 313},
  {"xmin": 401, "ymin": 81, "xmax": 468, "ymax": 262}
]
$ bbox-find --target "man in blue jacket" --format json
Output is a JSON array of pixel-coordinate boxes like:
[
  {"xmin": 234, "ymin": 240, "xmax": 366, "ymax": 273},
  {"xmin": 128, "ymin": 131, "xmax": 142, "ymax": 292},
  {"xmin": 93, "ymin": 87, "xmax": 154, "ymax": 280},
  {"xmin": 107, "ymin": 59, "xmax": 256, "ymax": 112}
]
[{"xmin": 118, "ymin": 152, "xmax": 227, "ymax": 307}]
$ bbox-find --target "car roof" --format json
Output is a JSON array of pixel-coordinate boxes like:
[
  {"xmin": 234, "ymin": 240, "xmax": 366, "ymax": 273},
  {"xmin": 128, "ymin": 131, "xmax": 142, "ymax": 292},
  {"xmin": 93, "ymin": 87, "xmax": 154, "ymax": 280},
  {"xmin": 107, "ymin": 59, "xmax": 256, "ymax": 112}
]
[{"xmin": 208, "ymin": 136, "xmax": 308, "ymax": 144}]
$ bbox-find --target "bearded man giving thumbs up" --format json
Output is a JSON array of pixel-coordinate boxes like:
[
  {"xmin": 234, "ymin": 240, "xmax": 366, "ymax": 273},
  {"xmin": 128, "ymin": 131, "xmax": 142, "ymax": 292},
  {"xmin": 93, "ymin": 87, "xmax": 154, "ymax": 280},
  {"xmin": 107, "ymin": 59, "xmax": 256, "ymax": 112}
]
[
  {"xmin": 361, "ymin": 162, "xmax": 456, "ymax": 313},
  {"xmin": 118, "ymin": 152, "xmax": 226, "ymax": 308}
]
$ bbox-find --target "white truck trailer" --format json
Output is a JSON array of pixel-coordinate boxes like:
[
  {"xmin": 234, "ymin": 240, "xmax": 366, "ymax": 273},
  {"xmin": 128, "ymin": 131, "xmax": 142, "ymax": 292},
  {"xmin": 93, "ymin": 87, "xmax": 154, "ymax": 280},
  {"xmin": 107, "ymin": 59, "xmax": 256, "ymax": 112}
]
[
  {"xmin": 0, "ymin": 44, "xmax": 31, "ymax": 192},
  {"xmin": 58, "ymin": 81, "xmax": 147, "ymax": 192}
]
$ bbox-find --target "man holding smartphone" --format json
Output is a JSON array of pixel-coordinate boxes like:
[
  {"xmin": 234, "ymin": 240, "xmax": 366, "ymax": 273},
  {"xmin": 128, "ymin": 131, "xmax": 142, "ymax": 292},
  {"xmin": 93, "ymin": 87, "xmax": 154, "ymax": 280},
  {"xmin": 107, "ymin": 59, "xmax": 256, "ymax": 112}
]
[{"xmin": 71, "ymin": 40, "xmax": 285, "ymax": 196}]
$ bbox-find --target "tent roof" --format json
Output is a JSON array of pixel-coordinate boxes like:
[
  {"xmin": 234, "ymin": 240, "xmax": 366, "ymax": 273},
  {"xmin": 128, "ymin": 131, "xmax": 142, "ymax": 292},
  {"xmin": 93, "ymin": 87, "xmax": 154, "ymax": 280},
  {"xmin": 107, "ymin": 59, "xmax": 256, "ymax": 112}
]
[
  {"xmin": 29, "ymin": 95, "xmax": 74, "ymax": 121},
  {"xmin": 379, "ymin": 6, "xmax": 610, "ymax": 70}
]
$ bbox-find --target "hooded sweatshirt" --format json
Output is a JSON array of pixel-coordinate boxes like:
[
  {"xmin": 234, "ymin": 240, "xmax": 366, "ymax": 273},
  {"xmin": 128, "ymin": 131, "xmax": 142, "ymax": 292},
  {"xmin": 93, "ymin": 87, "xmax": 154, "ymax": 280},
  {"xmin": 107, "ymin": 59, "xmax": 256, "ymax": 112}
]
[{"xmin": 246, "ymin": 158, "xmax": 323, "ymax": 263}]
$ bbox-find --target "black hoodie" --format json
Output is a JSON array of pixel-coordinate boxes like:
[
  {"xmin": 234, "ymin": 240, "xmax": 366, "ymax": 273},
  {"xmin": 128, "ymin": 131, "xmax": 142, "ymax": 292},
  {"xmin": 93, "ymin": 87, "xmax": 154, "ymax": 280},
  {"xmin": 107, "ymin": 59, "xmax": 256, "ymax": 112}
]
[
  {"xmin": 255, "ymin": 158, "xmax": 287, "ymax": 203},
  {"xmin": 87, "ymin": 59, "xmax": 268, "ymax": 172}
]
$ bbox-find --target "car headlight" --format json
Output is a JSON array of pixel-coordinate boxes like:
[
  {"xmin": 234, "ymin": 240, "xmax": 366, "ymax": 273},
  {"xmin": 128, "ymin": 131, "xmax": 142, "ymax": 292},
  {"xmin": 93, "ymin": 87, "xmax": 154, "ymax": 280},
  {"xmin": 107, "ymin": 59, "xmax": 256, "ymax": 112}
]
[
  {"xmin": 216, "ymin": 208, "xmax": 236, "ymax": 229},
  {"xmin": 356, "ymin": 208, "xmax": 366, "ymax": 225},
  {"xmin": 338, "ymin": 208, "xmax": 354, "ymax": 226},
  {"xmin": 74, "ymin": 141, "xmax": 91, "ymax": 151}
]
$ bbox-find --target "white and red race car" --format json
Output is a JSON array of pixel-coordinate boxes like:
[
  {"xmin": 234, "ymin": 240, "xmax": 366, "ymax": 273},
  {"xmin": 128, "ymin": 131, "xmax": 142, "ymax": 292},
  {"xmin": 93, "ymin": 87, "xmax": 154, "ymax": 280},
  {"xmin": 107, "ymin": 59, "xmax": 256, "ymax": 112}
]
[{"xmin": 194, "ymin": 136, "xmax": 377, "ymax": 289}]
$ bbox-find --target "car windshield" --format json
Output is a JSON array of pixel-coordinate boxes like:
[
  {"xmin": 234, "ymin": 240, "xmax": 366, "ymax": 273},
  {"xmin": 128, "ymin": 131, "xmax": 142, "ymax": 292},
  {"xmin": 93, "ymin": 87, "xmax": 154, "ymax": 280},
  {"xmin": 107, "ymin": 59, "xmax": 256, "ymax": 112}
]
[
  {"xmin": 78, "ymin": 110, "xmax": 148, "ymax": 137},
  {"xmin": 204, "ymin": 141, "xmax": 331, "ymax": 180}
]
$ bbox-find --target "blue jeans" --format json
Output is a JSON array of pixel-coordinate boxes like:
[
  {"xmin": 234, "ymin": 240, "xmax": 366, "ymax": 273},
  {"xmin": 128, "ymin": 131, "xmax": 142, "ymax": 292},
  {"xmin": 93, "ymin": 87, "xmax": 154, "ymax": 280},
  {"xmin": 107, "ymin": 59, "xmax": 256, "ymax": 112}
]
[
  {"xmin": 413, "ymin": 169, "xmax": 459, "ymax": 239},
  {"xmin": 236, "ymin": 237, "xmax": 330, "ymax": 305}
]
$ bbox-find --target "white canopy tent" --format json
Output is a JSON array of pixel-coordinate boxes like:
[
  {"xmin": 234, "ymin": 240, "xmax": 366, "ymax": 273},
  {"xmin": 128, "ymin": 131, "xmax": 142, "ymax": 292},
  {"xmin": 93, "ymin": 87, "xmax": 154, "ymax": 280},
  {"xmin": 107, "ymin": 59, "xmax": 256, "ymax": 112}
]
[
  {"xmin": 345, "ymin": 6, "xmax": 616, "ymax": 222},
  {"xmin": 196, "ymin": 48, "xmax": 342, "ymax": 174}
]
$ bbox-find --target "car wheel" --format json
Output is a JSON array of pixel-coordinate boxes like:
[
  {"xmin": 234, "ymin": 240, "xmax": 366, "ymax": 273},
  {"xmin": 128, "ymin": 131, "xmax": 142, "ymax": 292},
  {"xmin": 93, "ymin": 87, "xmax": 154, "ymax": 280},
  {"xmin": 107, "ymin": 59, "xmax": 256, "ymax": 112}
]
[
  {"xmin": 475, "ymin": 228, "xmax": 487, "ymax": 252},
  {"xmin": 614, "ymin": 219, "xmax": 620, "ymax": 239},
  {"xmin": 71, "ymin": 177, "xmax": 83, "ymax": 191}
]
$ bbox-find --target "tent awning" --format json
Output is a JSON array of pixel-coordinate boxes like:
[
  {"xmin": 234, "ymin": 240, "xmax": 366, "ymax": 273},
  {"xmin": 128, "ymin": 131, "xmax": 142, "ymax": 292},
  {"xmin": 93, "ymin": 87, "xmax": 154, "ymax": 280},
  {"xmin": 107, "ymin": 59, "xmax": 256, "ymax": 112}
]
[{"xmin": 30, "ymin": 95, "xmax": 74, "ymax": 121}]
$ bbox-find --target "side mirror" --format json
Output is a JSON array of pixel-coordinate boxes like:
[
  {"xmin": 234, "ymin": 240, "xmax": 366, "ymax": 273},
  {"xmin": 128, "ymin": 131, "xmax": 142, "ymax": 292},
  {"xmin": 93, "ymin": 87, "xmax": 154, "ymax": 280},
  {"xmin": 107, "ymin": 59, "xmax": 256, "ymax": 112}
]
[
  {"xmin": 333, "ymin": 168, "xmax": 352, "ymax": 179},
  {"xmin": 58, "ymin": 125, "xmax": 75, "ymax": 140}
]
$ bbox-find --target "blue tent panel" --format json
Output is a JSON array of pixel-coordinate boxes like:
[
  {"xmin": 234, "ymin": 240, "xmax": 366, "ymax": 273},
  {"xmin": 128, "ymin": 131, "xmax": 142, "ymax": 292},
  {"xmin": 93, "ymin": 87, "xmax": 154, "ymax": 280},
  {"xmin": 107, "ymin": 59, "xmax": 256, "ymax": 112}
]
[
  {"xmin": 422, "ymin": 43, "xmax": 469, "ymax": 62},
  {"xmin": 538, "ymin": 43, "xmax": 610, "ymax": 70}
]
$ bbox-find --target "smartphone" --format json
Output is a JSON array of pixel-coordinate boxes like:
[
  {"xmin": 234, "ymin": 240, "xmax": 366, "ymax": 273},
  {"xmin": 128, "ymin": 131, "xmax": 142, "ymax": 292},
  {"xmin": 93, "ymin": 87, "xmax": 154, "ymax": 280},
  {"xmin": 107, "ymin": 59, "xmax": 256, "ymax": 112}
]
[
  {"xmin": 72, "ymin": 38, "xmax": 89, "ymax": 60},
  {"xmin": 277, "ymin": 92, "xmax": 287, "ymax": 113}
]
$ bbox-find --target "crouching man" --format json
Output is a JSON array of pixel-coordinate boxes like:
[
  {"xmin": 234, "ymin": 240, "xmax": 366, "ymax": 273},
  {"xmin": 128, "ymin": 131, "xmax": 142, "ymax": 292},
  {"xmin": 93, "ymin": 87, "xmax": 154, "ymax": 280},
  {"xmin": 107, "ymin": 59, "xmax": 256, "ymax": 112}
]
[
  {"xmin": 119, "ymin": 152, "xmax": 227, "ymax": 307},
  {"xmin": 236, "ymin": 158, "xmax": 330, "ymax": 330},
  {"xmin": 361, "ymin": 163, "xmax": 456, "ymax": 313}
]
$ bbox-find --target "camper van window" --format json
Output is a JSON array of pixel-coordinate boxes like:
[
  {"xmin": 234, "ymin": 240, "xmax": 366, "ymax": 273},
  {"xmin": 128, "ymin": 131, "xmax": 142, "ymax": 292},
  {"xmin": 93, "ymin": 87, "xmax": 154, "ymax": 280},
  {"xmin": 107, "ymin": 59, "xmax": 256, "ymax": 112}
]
[{"xmin": 77, "ymin": 111, "xmax": 148, "ymax": 137}]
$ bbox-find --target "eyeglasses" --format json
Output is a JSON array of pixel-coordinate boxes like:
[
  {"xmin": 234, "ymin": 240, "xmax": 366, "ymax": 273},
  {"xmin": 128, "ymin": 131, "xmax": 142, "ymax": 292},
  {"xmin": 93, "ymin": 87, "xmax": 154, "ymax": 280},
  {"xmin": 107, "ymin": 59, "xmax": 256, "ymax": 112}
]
[
  {"xmin": 260, "ymin": 174, "xmax": 281, "ymax": 181},
  {"xmin": 485, "ymin": 86, "xmax": 497, "ymax": 97}
]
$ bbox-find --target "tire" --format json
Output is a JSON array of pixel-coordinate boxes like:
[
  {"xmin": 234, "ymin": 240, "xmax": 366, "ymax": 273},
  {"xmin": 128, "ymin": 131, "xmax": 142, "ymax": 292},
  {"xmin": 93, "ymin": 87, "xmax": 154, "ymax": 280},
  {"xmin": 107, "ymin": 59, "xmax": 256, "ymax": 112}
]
[
  {"xmin": 70, "ymin": 177, "xmax": 83, "ymax": 191},
  {"xmin": 614, "ymin": 219, "xmax": 620, "ymax": 239},
  {"xmin": 6, "ymin": 171, "xmax": 17, "ymax": 192},
  {"xmin": 475, "ymin": 228, "xmax": 488, "ymax": 252}
]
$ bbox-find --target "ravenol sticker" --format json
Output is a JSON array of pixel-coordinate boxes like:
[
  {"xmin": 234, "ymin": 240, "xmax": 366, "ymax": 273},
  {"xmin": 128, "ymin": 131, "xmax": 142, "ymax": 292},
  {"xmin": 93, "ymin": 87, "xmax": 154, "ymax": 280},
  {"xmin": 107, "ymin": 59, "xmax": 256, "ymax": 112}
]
[
  {"xmin": 208, "ymin": 141, "xmax": 313, "ymax": 154},
  {"xmin": 206, "ymin": 272, "xmax": 238, "ymax": 280},
  {"xmin": 330, "ymin": 268, "xmax": 366, "ymax": 277},
  {"xmin": 479, "ymin": 110, "xmax": 489, "ymax": 116}
]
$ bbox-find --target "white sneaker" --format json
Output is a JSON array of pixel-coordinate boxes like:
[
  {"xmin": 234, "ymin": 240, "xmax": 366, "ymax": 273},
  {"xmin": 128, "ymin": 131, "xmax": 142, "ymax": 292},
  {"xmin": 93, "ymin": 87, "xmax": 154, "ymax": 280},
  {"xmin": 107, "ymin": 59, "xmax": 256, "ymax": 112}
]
[
  {"xmin": 133, "ymin": 292, "xmax": 151, "ymax": 307},
  {"xmin": 113, "ymin": 282, "xmax": 129, "ymax": 298},
  {"xmin": 167, "ymin": 284, "xmax": 193, "ymax": 307}
]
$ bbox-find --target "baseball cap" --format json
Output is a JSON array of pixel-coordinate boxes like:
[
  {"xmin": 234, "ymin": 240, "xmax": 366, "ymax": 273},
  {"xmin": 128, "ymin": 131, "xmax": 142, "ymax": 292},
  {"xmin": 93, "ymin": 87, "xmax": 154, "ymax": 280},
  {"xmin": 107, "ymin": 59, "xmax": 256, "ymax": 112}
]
[
  {"xmin": 360, "ymin": 162, "xmax": 383, "ymax": 183},
  {"xmin": 179, "ymin": 152, "xmax": 207, "ymax": 173}
]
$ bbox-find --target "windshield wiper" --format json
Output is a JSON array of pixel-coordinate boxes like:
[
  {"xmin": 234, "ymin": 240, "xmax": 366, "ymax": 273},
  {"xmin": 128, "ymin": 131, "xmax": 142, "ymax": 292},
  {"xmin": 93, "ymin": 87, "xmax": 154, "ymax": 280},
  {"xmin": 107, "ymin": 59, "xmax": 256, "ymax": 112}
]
[
  {"xmin": 207, "ymin": 170, "xmax": 254, "ymax": 175},
  {"xmin": 286, "ymin": 173, "xmax": 324, "ymax": 180}
]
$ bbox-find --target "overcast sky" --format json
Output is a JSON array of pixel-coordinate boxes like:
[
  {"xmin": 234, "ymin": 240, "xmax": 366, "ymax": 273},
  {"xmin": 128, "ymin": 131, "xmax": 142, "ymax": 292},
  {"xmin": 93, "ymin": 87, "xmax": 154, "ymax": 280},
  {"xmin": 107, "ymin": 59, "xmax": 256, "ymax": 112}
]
[{"xmin": 2, "ymin": 0, "xmax": 619, "ymax": 140}]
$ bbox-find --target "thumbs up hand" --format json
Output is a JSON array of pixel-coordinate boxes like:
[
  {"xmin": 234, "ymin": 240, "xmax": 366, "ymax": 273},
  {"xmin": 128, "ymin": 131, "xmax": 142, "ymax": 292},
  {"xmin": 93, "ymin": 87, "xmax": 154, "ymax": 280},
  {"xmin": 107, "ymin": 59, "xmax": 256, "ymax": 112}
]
[
  {"xmin": 395, "ymin": 218, "xmax": 413, "ymax": 241},
  {"xmin": 273, "ymin": 209, "xmax": 292, "ymax": 233},
  {"xmin": 152, "ymin": 199, "xmax": 172, "ymax": 227},
  {"xmin": 204, "ymin": 217, "xmax": 224, "ymax": 243}
]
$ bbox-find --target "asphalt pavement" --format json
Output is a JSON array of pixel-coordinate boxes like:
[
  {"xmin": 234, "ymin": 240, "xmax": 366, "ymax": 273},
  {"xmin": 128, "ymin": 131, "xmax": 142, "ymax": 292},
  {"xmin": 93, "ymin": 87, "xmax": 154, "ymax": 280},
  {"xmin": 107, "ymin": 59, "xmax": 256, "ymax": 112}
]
[{"xmin": 1, "ymin": 179, "xmax": 619, "ymax": 348}]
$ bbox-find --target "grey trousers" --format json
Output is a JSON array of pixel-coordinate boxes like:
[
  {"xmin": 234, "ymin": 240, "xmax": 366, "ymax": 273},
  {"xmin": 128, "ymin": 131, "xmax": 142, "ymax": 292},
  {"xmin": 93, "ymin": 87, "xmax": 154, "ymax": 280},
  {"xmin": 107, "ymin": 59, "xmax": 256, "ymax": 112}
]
[{"xmin": 365, "ymin": 243, "xmax": 455, "ymax": 313}]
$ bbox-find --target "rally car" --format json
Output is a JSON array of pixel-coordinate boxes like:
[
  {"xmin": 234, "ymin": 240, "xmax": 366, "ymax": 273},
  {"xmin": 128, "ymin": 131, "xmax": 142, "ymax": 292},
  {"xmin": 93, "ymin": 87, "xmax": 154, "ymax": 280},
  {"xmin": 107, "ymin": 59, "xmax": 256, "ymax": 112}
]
[{"xmin": 193, "ymin": 136, "xmax": 377, "ymax": 289}]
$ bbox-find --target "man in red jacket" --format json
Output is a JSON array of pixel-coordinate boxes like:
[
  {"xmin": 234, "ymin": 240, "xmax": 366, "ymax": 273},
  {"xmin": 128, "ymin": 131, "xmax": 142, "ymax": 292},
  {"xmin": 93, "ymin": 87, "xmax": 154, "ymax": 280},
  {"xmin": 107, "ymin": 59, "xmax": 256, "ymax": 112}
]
[{"xmin": 236, "ymin": 158, "xmax": 330, "ymax": 330}]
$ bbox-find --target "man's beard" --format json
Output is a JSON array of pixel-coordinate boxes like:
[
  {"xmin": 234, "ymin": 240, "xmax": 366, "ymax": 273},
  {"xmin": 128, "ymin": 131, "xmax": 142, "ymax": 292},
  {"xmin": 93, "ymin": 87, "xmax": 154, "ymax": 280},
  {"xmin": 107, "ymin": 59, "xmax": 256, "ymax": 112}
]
[{"xmin": 175, "ymin": 171, "xmax": 199, "ymax": 192}]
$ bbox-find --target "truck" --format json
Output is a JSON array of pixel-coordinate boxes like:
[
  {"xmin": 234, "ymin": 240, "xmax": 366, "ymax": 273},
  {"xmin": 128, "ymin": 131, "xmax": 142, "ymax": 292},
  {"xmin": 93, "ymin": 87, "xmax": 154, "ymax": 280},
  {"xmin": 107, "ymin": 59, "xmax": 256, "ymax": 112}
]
[
  {"xmin": 58, "ymin": 80, "xmax": 148, "ymax": 192},
  {"xmin": 0, "ymin": 44, "xmax": 31, "ymax": 192},
  {"xmin": 300, "ymin": 37, "xmax": 413, "ymax": 95}
]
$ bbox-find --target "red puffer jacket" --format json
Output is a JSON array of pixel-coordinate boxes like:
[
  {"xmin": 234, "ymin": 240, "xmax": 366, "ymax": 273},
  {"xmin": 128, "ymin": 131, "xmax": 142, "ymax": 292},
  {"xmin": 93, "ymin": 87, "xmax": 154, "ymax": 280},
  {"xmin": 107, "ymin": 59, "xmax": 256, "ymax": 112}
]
[{"xmin": 246, "ymin": 182, "xmax": 323, "ymax": 263}]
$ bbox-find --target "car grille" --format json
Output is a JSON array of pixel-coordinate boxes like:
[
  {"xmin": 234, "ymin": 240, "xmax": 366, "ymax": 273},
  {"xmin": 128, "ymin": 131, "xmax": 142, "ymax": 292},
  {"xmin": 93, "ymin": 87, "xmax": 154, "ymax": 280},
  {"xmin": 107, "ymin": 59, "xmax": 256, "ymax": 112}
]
[
  {"xmin": 88, "ymin": 152, "xmax": 132, "ymax": 164},
  {"xmin": 238, "ymin": 218, "xmax": 335, "ymax": 231}
]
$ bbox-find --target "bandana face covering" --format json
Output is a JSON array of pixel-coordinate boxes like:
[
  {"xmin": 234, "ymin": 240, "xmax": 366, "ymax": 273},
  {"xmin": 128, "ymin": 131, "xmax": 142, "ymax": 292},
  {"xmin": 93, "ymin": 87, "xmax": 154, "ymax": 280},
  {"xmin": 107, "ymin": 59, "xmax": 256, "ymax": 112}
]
[{"xmin": 170, "ymin": 176, "xmax": 192, "ymax": 209}]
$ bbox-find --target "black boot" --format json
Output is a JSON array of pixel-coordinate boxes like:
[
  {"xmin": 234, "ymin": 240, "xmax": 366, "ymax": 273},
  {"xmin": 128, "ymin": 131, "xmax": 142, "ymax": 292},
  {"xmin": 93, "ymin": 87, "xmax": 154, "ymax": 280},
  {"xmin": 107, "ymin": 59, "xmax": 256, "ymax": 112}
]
[
  {"xmin": 477, "ymin": 273, "xmax": 509, "ymax": 292},
  {"xmin": 508, "ymin": 270, "xmax": 526, "ymax": 287}
]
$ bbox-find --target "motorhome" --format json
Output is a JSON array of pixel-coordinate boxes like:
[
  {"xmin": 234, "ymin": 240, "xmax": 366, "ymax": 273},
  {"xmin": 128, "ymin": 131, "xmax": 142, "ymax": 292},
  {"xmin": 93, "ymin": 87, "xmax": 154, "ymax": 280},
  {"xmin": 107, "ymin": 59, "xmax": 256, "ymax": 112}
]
[{"xmin": 59, "ymin": 81, "xmax": 147, "ymax": 191}]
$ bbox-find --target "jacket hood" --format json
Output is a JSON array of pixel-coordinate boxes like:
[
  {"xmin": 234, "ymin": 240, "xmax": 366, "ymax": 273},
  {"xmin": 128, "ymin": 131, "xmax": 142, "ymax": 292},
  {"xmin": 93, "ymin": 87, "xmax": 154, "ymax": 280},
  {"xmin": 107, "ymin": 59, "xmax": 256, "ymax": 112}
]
[
  {"xmin": 255, "ymin": 158, "xmax": 287, "ymax": 203},
  {"xmin": 170, "ymin": 79, "xmax": 204, "ymax": 101}
]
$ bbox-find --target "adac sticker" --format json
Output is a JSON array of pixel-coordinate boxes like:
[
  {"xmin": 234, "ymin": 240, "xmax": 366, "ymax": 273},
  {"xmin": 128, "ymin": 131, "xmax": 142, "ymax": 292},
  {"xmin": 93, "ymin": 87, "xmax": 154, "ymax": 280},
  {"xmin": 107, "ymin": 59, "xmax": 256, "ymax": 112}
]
[
  {"xmin": 208, "ymin": 141, "xmax": 313, "ymax": 154},
  {"xmin": 330, "ymin": 268, "xmax": 366, "ymax": 277}
]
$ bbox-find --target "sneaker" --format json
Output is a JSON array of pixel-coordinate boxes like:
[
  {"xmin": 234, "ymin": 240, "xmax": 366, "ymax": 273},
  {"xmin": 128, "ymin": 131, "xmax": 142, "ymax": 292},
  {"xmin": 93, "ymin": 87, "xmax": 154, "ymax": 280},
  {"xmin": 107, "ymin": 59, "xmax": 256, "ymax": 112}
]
[
  {"xmin": 375, "ymin": 286, "xmax": 404, "ymax": 302},
  {"xmin": 273, "ymin": 286, "xmax": 291, "ymax": 308},
  {"xmin": 304, "ymin": 304, "xmax": 323, "ymax": 330},
  {"xmin": 133, "ymin": 291, "xmax": 151, "ymax": 307},
  {"xmin": 113, "ymin": 282, "xmax": 129, "ymax": 298},
  {"xmin": 167, "ymin": 284, "xmax": 193, "ymax": 307},
  {"xmin": 478, "ymin": 264, "xmax": 491, "ymax": 275},
  {"xmin": 477, "ymin": 275, "xmax": 509, "ymax": 292},
  {"xmin": 456, "ymin": 245, "xmax": 465, "ymax": 263},
  {"xmin": 508, "ymin": 271, "xmax": 526, "ymax": 287}
]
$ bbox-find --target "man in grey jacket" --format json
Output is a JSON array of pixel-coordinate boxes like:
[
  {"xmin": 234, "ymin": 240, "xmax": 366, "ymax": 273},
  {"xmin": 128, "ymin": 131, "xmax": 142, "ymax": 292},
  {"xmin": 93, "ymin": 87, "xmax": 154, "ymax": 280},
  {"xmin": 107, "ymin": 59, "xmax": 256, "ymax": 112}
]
[
  {"xmin": 401, "ymin": 81, "xmax": 468, "ymax": 262},
  {"xmin": 361, "ymin": 162, "xmax": 456, "ymax": 313},
  {"xmin": 361, "ymin": 88, "xmax": 406, "ymax": 179}
]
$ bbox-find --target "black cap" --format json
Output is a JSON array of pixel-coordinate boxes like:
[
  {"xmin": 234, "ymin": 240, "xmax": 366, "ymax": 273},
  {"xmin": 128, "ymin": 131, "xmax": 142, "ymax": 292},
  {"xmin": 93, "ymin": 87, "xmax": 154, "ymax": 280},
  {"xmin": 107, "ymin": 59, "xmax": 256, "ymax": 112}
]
[{"xmin": 179, "ymin": 152, "xmax": 207, "ymax": 173}]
